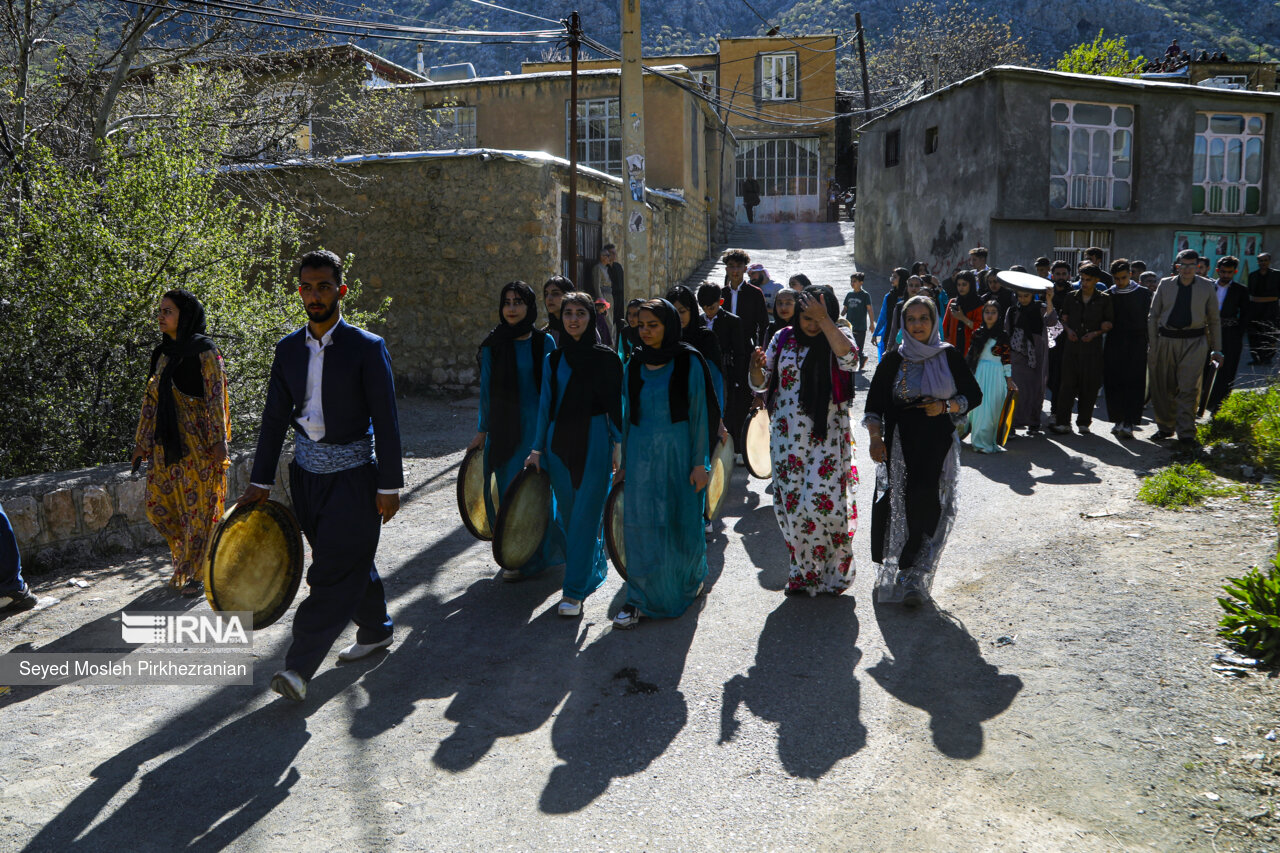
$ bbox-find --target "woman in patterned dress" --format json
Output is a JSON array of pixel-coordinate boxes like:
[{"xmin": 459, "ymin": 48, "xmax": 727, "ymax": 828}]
[
  {"xmin": 748, "ymin": 285, "xmax": 860, "ymax": 597},
  {"xmin": 131, "ymin": 290, "xmax": 230, "ymax": 595}
]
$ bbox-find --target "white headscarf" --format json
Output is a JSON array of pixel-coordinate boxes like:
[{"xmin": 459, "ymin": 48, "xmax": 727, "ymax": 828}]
[{"xmin": 896, "ymin": 295, "xmax": 956, "ymax": 400}]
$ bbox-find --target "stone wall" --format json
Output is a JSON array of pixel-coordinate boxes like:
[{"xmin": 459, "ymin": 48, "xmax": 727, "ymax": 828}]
[
  {"xmin": 264, "ymin": 150, "xmax": 713, "ymax": 390},
  {"xmin": 0, "ymin": 450, "xmax": 293, "ymax": 572}
]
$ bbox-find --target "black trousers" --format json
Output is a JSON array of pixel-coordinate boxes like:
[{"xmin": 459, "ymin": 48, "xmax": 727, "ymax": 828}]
[
  {"xmin": 1250, "ymin": 302, "xmax": 1279, "ymax": 363},
  {"xmin": 725, "ymin": 384, "xmax": 752, "ymax": 448},
  {"xmin": 286, "ymin": 461, "xmax": 392, "ymax": 680},
  {"xmin": 1054, "ymin": 341, "xmax": 1104, "ymax": 426},
  {"xmin": 1203, "ymin": 325, "xmax": 1245, "ymax": 412},
  {"xmin": 852, "ymin": 329, "xmax": 867, "ymax": 363},
  {"xmin": 1103, "ymin": 332, "xmax": 1148, "ymax": 425}
]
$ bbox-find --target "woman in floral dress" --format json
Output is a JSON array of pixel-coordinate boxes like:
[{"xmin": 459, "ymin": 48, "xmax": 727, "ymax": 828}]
[
  {"xmin": 131, "ymin": 289, "xmax": 230, "ymax": 595},
  {"xmin": 749, "ymin": 285, "xmax": 859, "ymax": 597}
]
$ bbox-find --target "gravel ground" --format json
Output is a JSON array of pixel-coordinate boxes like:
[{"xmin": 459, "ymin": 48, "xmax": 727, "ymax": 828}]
[{"xmin": 3, "ymin": 223, "xmax": 1279, "ymax": 852}]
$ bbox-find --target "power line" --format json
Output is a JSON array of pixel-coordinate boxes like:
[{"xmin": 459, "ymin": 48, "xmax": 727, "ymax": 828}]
[
  {"xmin": 454, "ymin": 0, "xmax": 563, "ymax": 26},
  {"xmin": 127, "ymin": 0, "xmax": 559, "ymax": 44},
  {"xmin": 175, "ymin": 0, "xmax": 562, "ymax": 37},
  {"xmin": 733, "ymin": 0, "xmax": 855, "ymax": 54}
]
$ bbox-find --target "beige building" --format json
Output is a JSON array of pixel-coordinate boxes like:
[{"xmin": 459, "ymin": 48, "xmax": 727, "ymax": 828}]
[
  {"xmin": 525, "ymin": 35, "xmax": 840, "ymax": 224},
  {"xmin": 397, "ymin": 66, "xmax": 736, "ymax": 285}
]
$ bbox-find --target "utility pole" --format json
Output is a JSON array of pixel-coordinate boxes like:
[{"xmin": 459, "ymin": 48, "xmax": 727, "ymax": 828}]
[
  {"xmin": 565, "ymin": 11, "xmax": 582, "ymax": 287},
  {"xmin": 854, "ymin": 13, "xmax": 872, "ymax": 113},
  {"xmin": 620, "ymin": 0, "xmax": 649, "ymax": 297}
]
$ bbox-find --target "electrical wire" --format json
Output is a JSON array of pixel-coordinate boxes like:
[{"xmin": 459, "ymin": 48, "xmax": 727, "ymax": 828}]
[
  {"xmin": 454, "ymin": 0, "xmax": 563, "ymax": 26},
  {"xmin": 733, "ymin": 0, "xmax": 855, "ymax": 54},
  {"xmin": 579, "ymin": 33, "xmax": 917, "ymax": 127},
  {"xmin": 175, "ymin": 0, "xmax": 562, "ymax": 37},
  {"xmin": 127, "ymin": 0, "xmax": 559, "ymax": 44}
]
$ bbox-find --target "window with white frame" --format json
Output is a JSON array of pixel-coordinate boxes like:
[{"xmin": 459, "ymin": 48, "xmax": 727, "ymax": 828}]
[
  {"xmin": 422, "ymin": 106, "xmax": 477, "ymax": 147},
  {"xmin": 1193, "ymin": 112, "xmax": 1264, "ymax": 215},
  {"xmin": 735, "ymin": 137, "xmax": 819, "ymax": 197},
  {"xmin": 1052, "ymin": 229, "xmax": 1112, "ymax": 271},
  {"xmin": 1049, "ymin": 100, "xmax": 1133, "ymax": 211},
  {"xmin": 690, "ymin": 69, "xmax": 717, "ymax": 94},
  {"xmin": 566, "ymin": 97, "xmax": 620, "ymax": 176},
  {"xmin": 760, "ymin": 52, "xmax": 797, "ymax": 101}
]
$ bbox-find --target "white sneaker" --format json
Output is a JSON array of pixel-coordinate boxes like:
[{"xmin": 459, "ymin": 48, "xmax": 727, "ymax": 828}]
[
  {"xmin": 557, "ymin": 598, "xmax": 582, "ymax": 617},
  {"xmin": 337, "ymin": 636, "xmax": 393, "ymax": 662},
  {"xmin": 501, "ymin": 568, "xmax": 523, "ymax": 582},
  {"xmin": 612, "ymin": 607, "xmax": 641, "ymax": 629},
  {"xmin": 270, "ymin": 669, "xmax": 307, "ymax": 701}
]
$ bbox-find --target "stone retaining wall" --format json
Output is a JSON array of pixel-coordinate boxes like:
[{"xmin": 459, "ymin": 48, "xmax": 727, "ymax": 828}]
[{"xmin": 0, "ymin": 449, "xmax": 293, "ymax": 572}]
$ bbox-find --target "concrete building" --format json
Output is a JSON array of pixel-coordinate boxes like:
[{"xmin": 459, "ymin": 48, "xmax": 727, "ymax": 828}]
[
  {"xmin": 855, "ymin": 66, "xmax": 1280, "ymax": 285},
  {"xmin": 398, "ymin": 66, "xmax": 735, "ymax": 285},
  {"xmin": 523, "ymin": 34, "xmax": 840, "ymax": 224}
]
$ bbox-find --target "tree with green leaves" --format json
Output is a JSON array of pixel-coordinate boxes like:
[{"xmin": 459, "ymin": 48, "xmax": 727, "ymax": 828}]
[
  {"xmin": 0, "ymin": 70, "xmax": 387, "ymax": 479},
  {"xmin": 1056, "ymin": 31, "xmax": 1146, "ymax": 79}
]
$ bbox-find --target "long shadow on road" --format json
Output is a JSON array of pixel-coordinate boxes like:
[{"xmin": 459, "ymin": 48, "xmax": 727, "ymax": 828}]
[
  {"xmin": 868, "ymin": 602, "xmax": 1022, "ymax": 759},
  {"xmin": 719, "ymin": 595, "xmax": 865, "ymax": 779}
]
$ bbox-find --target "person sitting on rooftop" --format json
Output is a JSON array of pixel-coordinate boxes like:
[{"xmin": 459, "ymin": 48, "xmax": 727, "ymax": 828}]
[{"xmin": 1166, "ymin": 38, "xmax": 1180, "ymax": 57}]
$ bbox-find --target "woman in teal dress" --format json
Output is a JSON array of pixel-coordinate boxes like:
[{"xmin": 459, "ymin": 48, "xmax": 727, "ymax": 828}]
[
  {"xmin": 526, "ymin": 293, "xmax": 623, "ymax": 617},
  {"xmin": 666, "ymin": 285, "xmax": 725, "ymax": 411},
  {"xmin": 614, "ymin": 299, "xmax": 717, "ymax": 629},
  {"xmin": 469, "ymin": 281, "xmax": 564, "ymax": 581},
  {"xmin": 965, "ymin": 300, "xmax": 1017, "ymax": 453}
]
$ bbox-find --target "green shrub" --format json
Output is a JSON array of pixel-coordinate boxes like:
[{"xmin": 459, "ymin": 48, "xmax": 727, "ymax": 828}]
[
  {"xmin": 1138, "ymin": 462, "xmax": 1227, "ymax": 508},
  {"xmin": 1218, "ymin": 556, "xmax": 1280, "ymax": 666},
  {"xmin": 1198, "ymin": 383, "xmax": 1280, "ymax": 471}
]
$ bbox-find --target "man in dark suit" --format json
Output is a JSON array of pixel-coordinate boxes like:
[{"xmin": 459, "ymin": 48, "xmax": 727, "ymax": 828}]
[
  {"xmin": 1203, "ymin": 255, "xmax": 1251, "ymax": 413},
  {"xmin": 719, "ymin": 248, "xmax": 768, "ymax": 447},
  {"xmin": 239, "ymin": 249, "xmax": 403, "ymax": 702},
  {"xmin": 1248, "ymin": 252, "xmax": 1280, "ymax": 365},
  {"xmin": 699, "ymin": 283, "xmax": 747, "ymax": 421}
]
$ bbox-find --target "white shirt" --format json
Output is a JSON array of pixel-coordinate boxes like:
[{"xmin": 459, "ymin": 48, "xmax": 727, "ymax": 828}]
[
  {"xmin": 1216, "ymin": 280, "xmax": 1230, "ymax": 309},
  {"xmin": 251, "ymin": 324, "xmax": 399, "ymax": 494},
  {"xmin": 703, "ymin": 311, "xmax": 717, "ymax": 330},
  {"xmin": 727, "ymin": 282, "xmax": 741, "ymax": 315},
  {"xmin": 297, "ymin": 325, "xmax": 335, "ymax": 442}
]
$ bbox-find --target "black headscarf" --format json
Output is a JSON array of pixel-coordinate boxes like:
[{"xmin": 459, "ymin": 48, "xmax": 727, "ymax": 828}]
[
  {"xmin": 549, "ymin": 294, "xmax": 623, "ymax": 488},
  {"xmin": 626, "ymin": 299, "xmax": 720, "ymax": 453},
  {"xmin": 1008, "ymin": 295, "xmax": 1045, "ymax": 337},
  {"xmin": 666, "ymin": 286, "xmax": 724, "ymax": 376},
  {"xmin": 478, "ymin": 282, "xmax": 545, "ymax": 468},
  {"xmin": 966, "ymin": 300, "xmax": 1012, "ymax": 372},
  {"xmin": 953, "ymin": 278, "xmax": 983, "ymax": 315},
  {"xmin": 619, "ymin": 297, "xmax": 644, "ymax": 360},
  {"xmin": 149, "ymin": 289, "xmax": 216, "ymax": 464},
  {"xmin": 792, "ymin": 285, "xmax": 842, "ymax": 440}
]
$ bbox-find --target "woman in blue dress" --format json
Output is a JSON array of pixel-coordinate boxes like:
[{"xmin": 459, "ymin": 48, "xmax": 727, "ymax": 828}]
[
  {"xmin": 619, "ymin": 298, "xmax": 644, "ymax": 363},
  {"xmin": 526, "ymin": 293, "xmax": 623, "ymax": 617},
  {"xmin": 965, "ymin": 300, "xmax": 1016, "ymax": 453},
  {"xmin": 469, "ymin": 281, "xmax": 563, "ymax": 581},
  {"xmin": 614, "ymin": 299, "xmax": 717, "ymax": 629},
  {"xmin": 872, "ymin": 267, "xmax": 910, "ymax": 358}
]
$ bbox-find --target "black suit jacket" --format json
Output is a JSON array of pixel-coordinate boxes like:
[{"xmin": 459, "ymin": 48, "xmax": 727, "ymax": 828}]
[
  {"xmin": 1219, "ymin": 280, "xmax": 1250, "ymax": 339},
  {"xmin": 707, "ymin": 309, "xmax": 748, "ymax": 388},
  {"xmin": 250, "ymin": 319, "xmax": 404, "ymax": 491},
  {"xmin": 721, "ymin": 281, "xmax": 769, "ymax": 350}
]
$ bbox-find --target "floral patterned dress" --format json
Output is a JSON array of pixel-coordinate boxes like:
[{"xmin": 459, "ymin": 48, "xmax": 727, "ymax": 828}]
[
  {"xmin": 134, "ymin": 348, "xmax": 231, "ymax": 587},
  {"xmin": 749, "ymin": 327, "xmax": 860, "ymax": 595}
]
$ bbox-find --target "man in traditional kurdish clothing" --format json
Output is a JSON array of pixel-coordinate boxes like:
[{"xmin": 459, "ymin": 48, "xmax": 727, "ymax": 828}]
[
  {"xmin": 239, "ymin": 249, "xmax": 403, "ymax": 702},
  {"xmin": 1148, "ymin": 249, "xmax": 1223, "ymax": 445},
  {"xmin": 1050, "ymin": 264, "xmax": 1113, "ymax": 434}
]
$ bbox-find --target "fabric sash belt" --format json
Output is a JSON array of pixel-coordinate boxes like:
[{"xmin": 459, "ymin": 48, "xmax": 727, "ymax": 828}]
[
  {"xmin": 1158, "ymin": 327, "xmax": 1206, "ymax": 339},
  {"xmin": 294, "ymin": 432, "xmax": 374, "ymax": 475}
]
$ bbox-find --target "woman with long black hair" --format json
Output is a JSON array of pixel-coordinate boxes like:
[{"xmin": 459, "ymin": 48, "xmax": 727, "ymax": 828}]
[
  {"xmin": 542, "ymin": 275, "xmax": 570, "ymax": 345},
  {"xmin": 469, "ymin": 281, "xmax": 563, "ymax": 581},
  {"xmin": 864, "ymin": 296, "xmax": 982, "ymax": 607},
  {"xmin": 526, "ymin": 293, "xmax": 622, "ymax": 617},
  {"xmin": 614, "ymin": 299, "xmax": 718, "ymax": 629},
  {"xmin": 131, "ymin": 289, "xmax": 231, "ymax": 595},
  {"xmin": 619, "ymin": 297, "xmax": 645, "ymax": 363},
  {"xmin": 766, "ymin": 288, "xmax": 797, "ymax": 346}
]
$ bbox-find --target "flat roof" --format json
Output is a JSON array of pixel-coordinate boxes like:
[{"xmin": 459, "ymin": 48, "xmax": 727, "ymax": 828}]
[
  {"xmin": 394, "ymin": 64, "xmax": 695, "ymax": 90},
  {"xmin": 863, "ymin": 64, "xmax": 1280, "ymax": 129}
]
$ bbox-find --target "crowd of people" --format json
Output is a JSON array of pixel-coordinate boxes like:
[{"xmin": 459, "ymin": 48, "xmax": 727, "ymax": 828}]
[{"xmin": 3, "ymin": 237, "xmax": 1277, "ymax": 706}]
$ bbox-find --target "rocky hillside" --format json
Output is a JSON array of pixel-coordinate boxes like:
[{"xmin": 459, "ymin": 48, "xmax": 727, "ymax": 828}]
[{"xmin": 370, "ymin": 0, "xmax": 1277, "ymax": 78}]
